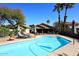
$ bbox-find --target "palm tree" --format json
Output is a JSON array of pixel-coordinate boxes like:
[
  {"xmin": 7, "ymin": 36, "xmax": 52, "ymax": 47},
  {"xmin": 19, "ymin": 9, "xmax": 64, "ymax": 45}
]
[
  {"xmin": 63, "ymin": 3, "xmax": 75, "ymax": 31},
  {"xmin": 46, "ymin": 19, "xmax": 50, "ymax": 24},
  {"xmin": 53, "ymin": 3, "xmax": 63, "ymax": 23},
  {"xmin": 53, "ymin": 3, "xmax": 64, "ymax": 32},
  {"xmin": 63, "ymin": 3, "xmax": 75, "ymax": 23}
]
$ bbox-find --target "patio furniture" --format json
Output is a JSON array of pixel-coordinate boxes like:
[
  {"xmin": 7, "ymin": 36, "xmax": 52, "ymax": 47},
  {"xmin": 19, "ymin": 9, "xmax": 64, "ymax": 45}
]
[{"xmin": 17, "ymin": 32, "xmax": 31, "ymax": 38}]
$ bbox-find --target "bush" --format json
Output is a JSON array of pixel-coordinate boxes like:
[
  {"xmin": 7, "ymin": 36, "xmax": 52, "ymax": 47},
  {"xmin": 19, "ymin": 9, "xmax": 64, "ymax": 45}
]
[
  {"xmin": 0, "ymin": 27, "xmax": 10, "ymax": 37},
  {"xmin": 0, "ymin": 26, "xmax": 19, "ymax": 37},
  {"xmin": 12, "ymin": 29, "xmax": 19, "ymax": 35},
  {"xmin": 59, "ymin": 31, "xmax": 79, "ymax": 39}
]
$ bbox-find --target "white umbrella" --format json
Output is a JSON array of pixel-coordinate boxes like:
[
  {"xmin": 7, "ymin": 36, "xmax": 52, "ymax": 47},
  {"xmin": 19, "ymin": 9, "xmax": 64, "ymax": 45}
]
[{"xmin": 34, "ymin": 25, "xmax": 37, "ymax": 34}]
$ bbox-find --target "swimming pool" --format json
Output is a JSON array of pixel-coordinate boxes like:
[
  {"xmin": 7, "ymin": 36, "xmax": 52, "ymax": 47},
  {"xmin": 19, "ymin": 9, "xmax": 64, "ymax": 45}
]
[{"xmin": 0, "ymin": 36, "xmax": 70, "ymax": 56}]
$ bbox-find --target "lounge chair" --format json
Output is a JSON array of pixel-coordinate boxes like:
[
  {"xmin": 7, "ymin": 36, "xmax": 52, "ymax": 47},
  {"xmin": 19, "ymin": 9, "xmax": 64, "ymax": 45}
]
[
  {"xmin": 17, "ymin": 32, "xmax": 31, "ymax": 38},
  {"xmin": 22, "ymin": 33, "xmax": 31, "ymax": 38}
]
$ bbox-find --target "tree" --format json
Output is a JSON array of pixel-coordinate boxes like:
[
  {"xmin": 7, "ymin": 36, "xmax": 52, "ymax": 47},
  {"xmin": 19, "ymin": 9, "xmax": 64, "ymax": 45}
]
[
  {"xmin": 53, "ymin": 3, "xmax": 64, "ymax": 32},
  {"xmin": 63, "ymin": 3, "xmax": 75, "ymax": 23},
  {"xmin": 12, "ymin": 9, "xmax": 25, "ymax": 27},
  {"xmin": 53, "ymin": 21, "xmax": 63, "ymax": 33},
  {"xmin": 0, "ymin": 7, "xmax": 25, "ymax": 27},
  {"xmin": 0, "ymin": 7, "xmax": 25, "ymax": 39},
  {"xmin": 63, "ymin": 3, "xmax": 75, "ymax": 31},
  {"xmin": 53, "ymin": 21, "xmax": 70, "ymax": 33},
  {"xmin": 46, "ymin": 19, "xmax": 50, "ymax": 24},
  {"xmin": 11, "ymin": 9, "xmax": 25, "ymax": 36},
  {"xmin": 53, "ymin": 3, "xmax": 63, "ymax": 23}
]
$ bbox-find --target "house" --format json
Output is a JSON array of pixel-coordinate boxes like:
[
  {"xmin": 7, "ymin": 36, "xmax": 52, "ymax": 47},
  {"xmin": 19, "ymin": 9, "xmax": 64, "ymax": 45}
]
[
  {"xmin": 24, "ymin": 27, "xmax": 31, "ymax": 34},
  {"xmin": 76, "ymin": 28, "xmax": 79, "ymax": 34},
  {"xmin": 19, "ymin": 25, "xmax": 31, "ymax": 34},
  {"xmin": 6, "ymin": 25, "xmax": 31, "ymax": 34},
  {"xmin": 30, "ymin": 23, "xmax": 55, "ymax": 34},
  {"xmin": 66, "ymin": 22, "xmax": 79, "ymax": 34}
]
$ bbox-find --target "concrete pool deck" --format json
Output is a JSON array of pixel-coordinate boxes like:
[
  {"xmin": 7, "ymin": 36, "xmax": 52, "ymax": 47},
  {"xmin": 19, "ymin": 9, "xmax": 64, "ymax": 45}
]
[{"xmin": 0, "ymin": 34, "xmax": 79, "ymax": 56}]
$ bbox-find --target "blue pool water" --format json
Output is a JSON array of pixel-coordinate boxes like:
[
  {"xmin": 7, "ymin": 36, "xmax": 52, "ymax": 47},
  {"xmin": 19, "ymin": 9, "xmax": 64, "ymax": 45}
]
[{"xmin": 0, "ymin": 36, "xmax": 70, "ymax": 56}]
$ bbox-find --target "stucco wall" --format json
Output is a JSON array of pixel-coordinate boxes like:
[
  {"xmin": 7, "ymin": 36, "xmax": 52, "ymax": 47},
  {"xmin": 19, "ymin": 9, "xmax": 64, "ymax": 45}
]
[{"xmin": 25, "ymin": 29, "xmax": 30, "ymax": 33}]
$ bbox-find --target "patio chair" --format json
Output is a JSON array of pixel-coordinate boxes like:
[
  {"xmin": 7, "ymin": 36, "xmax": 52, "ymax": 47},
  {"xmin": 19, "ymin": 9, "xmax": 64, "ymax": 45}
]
[{"xmin": 17, "ymin": 32, "xmax": 31, "ymax": 38}]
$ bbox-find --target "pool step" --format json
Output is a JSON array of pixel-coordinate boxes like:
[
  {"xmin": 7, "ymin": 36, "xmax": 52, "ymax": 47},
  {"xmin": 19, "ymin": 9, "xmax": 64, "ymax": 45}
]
[
  {"xmin": 35, "ymin": 37, "xmax": 61, "ymax": 52},
  {"xmin": 29, "ymin": 43, "xmax": 49, "ymax": 56}
]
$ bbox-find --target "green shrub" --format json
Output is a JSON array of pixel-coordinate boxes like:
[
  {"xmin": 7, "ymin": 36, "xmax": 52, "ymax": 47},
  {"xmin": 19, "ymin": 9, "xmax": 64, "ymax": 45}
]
[
  {"xmin": 0, "ymin": 27, "xmax": 10, "ymax": 37},
  {"xmin": 12, "ymin": 29, "xmax": 19, "ymax": 35}
]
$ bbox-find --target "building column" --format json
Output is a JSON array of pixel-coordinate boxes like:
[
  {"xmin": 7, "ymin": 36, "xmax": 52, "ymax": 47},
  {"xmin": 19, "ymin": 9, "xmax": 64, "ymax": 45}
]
[
  {"xmin": 42, "ymin": 29, "xmax": 43, "ymax": 34},
  {"xmin": 34, "ymin": 25, "xmax": 37, "ymax": 34}
]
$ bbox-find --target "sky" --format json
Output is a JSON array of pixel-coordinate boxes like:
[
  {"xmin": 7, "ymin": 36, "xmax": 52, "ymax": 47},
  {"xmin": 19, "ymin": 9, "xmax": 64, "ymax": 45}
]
[{"xmin": 0, "ymin": 3, "xmax": 79, "ymax": 26}]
